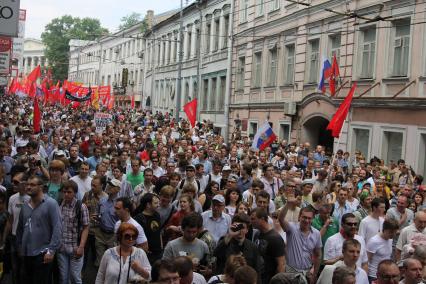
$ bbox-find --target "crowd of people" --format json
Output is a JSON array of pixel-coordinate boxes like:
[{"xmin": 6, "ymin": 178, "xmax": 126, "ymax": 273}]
[{"xmin": 0, "ymin": 94, "xmax": 425, "ymax": 284}]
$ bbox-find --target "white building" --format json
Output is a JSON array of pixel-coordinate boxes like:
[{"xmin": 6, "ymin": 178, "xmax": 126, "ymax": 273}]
[
  {"xmin": 68, "ymin": 10, "xmax": 176, "ymax": 108},
  {"xmin": 144, "ymin": 0, "xmax": 232, "ymax": 133},
  {"xmin": 21, "ymin": 38, "xmax": 48, "ymax": 76}
]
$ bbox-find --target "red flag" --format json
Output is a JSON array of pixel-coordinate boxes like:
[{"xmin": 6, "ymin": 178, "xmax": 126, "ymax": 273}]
[
  {"xmin": 131, "ymin": 94, "xmax": 135, "ymax": 109},
  {"xmin": 8, "ymin": 78, "xmax": 17, "ymax": 94},
  {"xmin": 27, "ymin": 65, "xmax": 41, "ymax": 83},
  {"xmin": 33, "ymin": 97, "xmax": 41, "ymax": 133},
  {"xmin": 327, "ymin": 83, "xmax": 357, "ymax": 137},
  {"xmin": 183, "ymin": 98, "xmax": 197, "ymax": 128},
  {"xmin": 108, "ymin": 95, "xmax": 115, "ymax": 110},
  {"xmin": 330, "ymin": 54, "xmax": 340, "ymax": 96}
]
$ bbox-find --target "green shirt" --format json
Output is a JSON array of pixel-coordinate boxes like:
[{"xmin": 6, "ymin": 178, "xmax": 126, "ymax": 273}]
[
  {"xmin": 127, "ymin": 172, "xmax": 144, "ymax": 189},
  {"xmin": 312, "ymin": 215, "xmax": 339, "ymax": 246}
]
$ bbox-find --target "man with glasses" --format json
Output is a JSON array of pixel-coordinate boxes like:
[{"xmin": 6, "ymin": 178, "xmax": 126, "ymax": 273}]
[
  {"xmin": 202, "ymin": 195, "xmax": 231, "ymax": 243},
  {"xmin": 279, "ymin": 198, "xmax": 321, "ymax": 284},
  {"xmin": 324, "ymin": 213, "xmax": 368, "ymax": 272},
  {"xmin": 151, "ymin": 157, "xmax": 165, "ymax": 178},
  {"xmin": 16, "ymin": 175, "xmax": 62, "ymax": 284},
  {"xmin": 8, "ymin": 170, "xmax": 30, "ymax": 283},
  {"xmin": 374, "ymin": 259, "xmax": 400, "ymax": 284},
  {"xmin": 178, "ymin": 165, "xmax": 201, "ymax": 196}
]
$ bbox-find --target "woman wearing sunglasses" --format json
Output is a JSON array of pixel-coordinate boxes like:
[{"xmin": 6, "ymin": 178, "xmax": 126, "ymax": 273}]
[{"xmin": 95, "ymin": 223, "xmax": 151, "ymax": 284}]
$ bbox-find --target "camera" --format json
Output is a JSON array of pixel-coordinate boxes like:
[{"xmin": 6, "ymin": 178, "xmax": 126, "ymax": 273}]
[{"xmin": 231, "ymin": 223, "xmax": 244, "ymax": 232}]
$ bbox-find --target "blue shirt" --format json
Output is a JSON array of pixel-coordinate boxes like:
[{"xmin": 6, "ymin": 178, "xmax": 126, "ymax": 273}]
[
  {"xmin": 237, "ymin": 176, "xmax": 252, "ymax": 193},
  {"xmin": 99, "ymin": 197, "xmax": 118, "ymax": 232},
  {"xmin": 192, "ymin": 158, "xmax": 212, "ymax": 174},
  {"xmin": 16, "ymin": 194, "xmax": 62, "ymax": 256},
  {"xmin": 313, "ymin": 152, "xmax": 325, "ymax": 165},
  {"xmin": 0, "ymin": 156, "xmax": 15, "ymax": 184},
  {"xmin": 332, "ymin": 201, "xmax": 354, "ymax": 226},
  {"xmin": 201, "ymin": 210, "xmax": 231, "ymax": 243},
  {"xmin": 86, "ymin": 156, "xmax": 101, "ymax": 171}
]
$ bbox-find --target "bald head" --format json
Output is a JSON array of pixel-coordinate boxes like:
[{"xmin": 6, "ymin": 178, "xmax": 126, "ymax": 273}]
[{"xmin": 414, "ymin": 211, "xmax": 426, "ymax": 231}]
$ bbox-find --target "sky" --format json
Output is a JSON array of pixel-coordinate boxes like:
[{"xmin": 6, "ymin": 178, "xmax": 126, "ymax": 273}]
[{"xmin": 20, "ymin": 0, "xmax": 185, "ymax": 39}]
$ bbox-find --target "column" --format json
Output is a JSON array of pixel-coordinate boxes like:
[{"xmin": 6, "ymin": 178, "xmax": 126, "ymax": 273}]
[
  {"xmin": 218, "ymin": 12, "xmax": 225, "ymax": 50},
  {"xmin": 23, "ymin": 57, "xmax": 27, "ymax": 74},
  {"xmin": 210, "ymin": 17, "xmax": 215, "ymax": 54},
  {"xmin": 165, "ymin": 34, "xmax": 170, "ymax": 65},
  {"xmin": 191, "ymin": 24, "xmax": 197, "ymax": 59},
  {"xmin": 183, "ymin": 26, "xmax": 189, "ymax": 60},
  {"xmin": 159, "ymin": 37, "xmax": 164, "ymax": 66},
  {"xmin": 170, "ymin": 33, "xmax": 175, "ymax": 63}
]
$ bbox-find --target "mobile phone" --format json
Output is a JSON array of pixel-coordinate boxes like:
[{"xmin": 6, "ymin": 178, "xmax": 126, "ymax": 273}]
[{"xmin": 231, "ymin": 223, "xmax": 244, "ymax": 232}]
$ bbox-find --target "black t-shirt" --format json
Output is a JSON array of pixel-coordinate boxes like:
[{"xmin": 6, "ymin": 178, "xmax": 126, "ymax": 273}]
[
  {"xmin": 256, "ymin": 229, "xmax": 285, "ymax": 284},
  {"xmin": 134, "ymin": 212, "xmax": 162, "ymax": 254}
]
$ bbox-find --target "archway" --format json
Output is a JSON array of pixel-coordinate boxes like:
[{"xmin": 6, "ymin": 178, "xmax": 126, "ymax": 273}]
[{"xmin": 302, "ymin": 116, "xmax": 334, "ymax": 154}]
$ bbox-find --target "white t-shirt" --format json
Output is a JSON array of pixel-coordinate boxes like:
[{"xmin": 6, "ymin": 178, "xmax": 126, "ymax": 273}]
[
  {"xmin": 70, "ymin": 175, "xmax": 92, "ymax": 200},
  {"xmin": 192, "ymin": 272, "xmax": 207, "ymax": 284},
  {"xmin": 8, "ymin": 193, "xmax": 30, "ymax": 235},
  {"xmin": 324, "ymin": 233, "xmax": 368, "ymax": 268},
  {"xmin": 114, "ymin": 217, "xmax": 147, "ymax": 245},
  {"xmin": 359, "ymin": 216, "xmax": 384, "ymax": 244},
  {"xmin": 366, "ymin": 234, "xmax": 392, "ymax": 278}
]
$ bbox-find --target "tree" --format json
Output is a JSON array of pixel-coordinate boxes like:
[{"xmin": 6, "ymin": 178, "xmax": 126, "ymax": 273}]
[
  {"xmin": 41, "ymin": 15, "xmax": 108, "ymax": 81},
  {"xmin": 118, "ymin": 12, "xmax": 142, "ymax": 31}
]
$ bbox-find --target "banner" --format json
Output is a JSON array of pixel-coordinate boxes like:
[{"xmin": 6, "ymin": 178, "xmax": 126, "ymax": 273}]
[
  {"xmin": 65, "ymin": 88, "xmax": 92, "ymax": 102},
  {"xmin": 94, "ymin": 112, "xmax": 113, "ymax": 133},
  {"xmin": 0, "ymin": 36, "xmax": 12, "ymax": 75}
]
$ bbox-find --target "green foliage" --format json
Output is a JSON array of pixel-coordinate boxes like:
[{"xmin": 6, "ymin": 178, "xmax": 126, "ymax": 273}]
[
  {"xmin": 41, "ymin": 15, "xmax": 108, "ymax": 81},
  {"xmin": 118, "ymin": 12, "xmax": 142, "ymax": 31}
]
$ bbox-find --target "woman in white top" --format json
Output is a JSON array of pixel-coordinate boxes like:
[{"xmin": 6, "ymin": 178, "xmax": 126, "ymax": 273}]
[{"xmin": 96, "ymin": 223, "xmax": 151, "ymax": 284}]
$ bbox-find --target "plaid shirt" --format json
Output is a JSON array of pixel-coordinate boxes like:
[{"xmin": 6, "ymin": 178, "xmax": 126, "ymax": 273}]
[{"xmin": 60, "ymin": 198, "xmax": 89, "ymax": 253}]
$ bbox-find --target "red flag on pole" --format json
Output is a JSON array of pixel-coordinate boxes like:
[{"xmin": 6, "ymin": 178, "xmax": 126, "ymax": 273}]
[
  {"xmin": 131, "ymin": 94, "xmax": 135, "ymax": 109},
  {"xmin": 329, "ymin": 54, "xmax": 340, "ymax": 96},
  {"xmin": 183, "ymin": 98, "xmax": 197, "ymax": 128},
  {"xmin": 33, "ymin": 97, "xmax": 41, "ymax": 133},
  {"xmin": 27, "ymin": 65, "xmax": 41, "ymax": 83},
  {"xmin": 326, "ymin": 83, "xmax": 357, "ymax": 138}
]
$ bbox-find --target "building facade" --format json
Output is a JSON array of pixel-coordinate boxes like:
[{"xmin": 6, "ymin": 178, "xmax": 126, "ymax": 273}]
[
  {"xmin": 229, "ymin": 0, "xmax": 426, "ymax": 177},
  {"xmin": 144, "ymin": 0, "xmax": 232, "ymax": 133},
  {"xmin": 68, "ymin": 10, "xmax": 175, "ymax": 108},
  {"xmin": 21, "ymin": 38, "xmax": 48, "ymax": 76}
]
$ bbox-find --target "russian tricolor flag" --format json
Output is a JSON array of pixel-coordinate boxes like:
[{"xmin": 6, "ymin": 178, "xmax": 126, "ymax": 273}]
[
  {"xmin": 252, "ymin": 122, "xmax": 277, "ymax": 151},
  {"xmin": 318, "ymin": 57, "xmax": 332, "ymax": 93}
]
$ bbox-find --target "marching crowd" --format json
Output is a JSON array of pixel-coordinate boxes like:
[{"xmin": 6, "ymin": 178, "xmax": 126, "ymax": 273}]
[{"xmin": 0, "ymin": 94, "xmax": 425, "ymax": 284}]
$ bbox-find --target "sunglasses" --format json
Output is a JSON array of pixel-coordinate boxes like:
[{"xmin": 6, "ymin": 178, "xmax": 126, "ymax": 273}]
[
  {"xmin": 345, "ymin": 222, "xmax": 358, "ymax": 227},
  {"xmin": 123, "ymin": 234, "xmax": 137, "ymax": 241}
]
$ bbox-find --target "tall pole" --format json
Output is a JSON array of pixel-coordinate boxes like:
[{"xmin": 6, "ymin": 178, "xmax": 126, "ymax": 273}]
[
  {"xmin": 224, "ymin": 0, "xmax": 235, "ymax": 143},
  {"xmin": 175, "ymin": 0, "xmax": 184, "ymax": 121}
]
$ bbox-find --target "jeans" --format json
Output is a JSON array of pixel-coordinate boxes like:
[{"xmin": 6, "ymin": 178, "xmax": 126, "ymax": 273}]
[
  {"xmin": 57, "ymin": 252, "xmax": 83, "ymax": 284},
  {"xmin": 23, "ymin": 254, "xmax": 53, "ymax": 284}
]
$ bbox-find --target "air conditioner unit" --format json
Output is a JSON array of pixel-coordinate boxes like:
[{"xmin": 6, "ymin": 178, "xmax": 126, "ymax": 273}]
[
  {"xmin": 128, "ymin": 80, "xmax": 135, "ymax": 85},
  {"xmin": 137, "ymin": 51, "xmax": 143, "ymax": 58},
  {"xmin": 284, "ymin": 102, "xmax": 296, "ymax": 115},
  {"xmin": 394, "ymin": 38, "xmax": 402, "ymax": 48}
]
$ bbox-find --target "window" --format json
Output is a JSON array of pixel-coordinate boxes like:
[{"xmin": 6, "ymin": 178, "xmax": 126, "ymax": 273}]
[
  {"xmin": 256, "ymin": 0, "xmax": 264, "ymax": 17},
  {"xmin": 284, "ymin": 44, "xmax": 295, "ymax": 84},
  {"xmin": 214, "ymin": 19, "xmax": 220, "ymax": 51},
  {"xmin": 206, "ymin": 23, "xmax": 211, "ymax": 53},
  {"xmin": 249, "ymin": 122, "xmax": 258, "ymax": 138},
  {"xmin": 329, "ymin": 34, "xmax": 341, "ymax": 59},
  {"xmin": 187, "ymin": 30, "xmax": 192, "ymax": 59},
  {"xmin": 352, "ymin": 128, "xmax": 370, "ymax": 159},
  {"xmin": 202, "ymin": 79, "xmax": 209, "ymax": 110},
  {"xmin": 223, "ymin": 16, "xmax": 229, "ymax": 48},
  {"xmin": 419, "ymin": 134, "xmax": 426, "ymax": 179},
  {"xmin": 268, "ymin": 48, "xmax": 278, "ymax": 86},
  {"xmin": 360, "ymin": 27, "xmax": 376, "ymax": 79},
  {"xmin": 279, "ymin": 123, "xmax": 290, "ymax": 141},
  {"xmin": 237, "ymin": 56, "xmax": 245, "ymax": 90},
  {"xmin": 392, "ymin": 19, "xmax": 410, "ymax": 77},
  {"xmin": 307, "ymin": 39, "xmax": 320, "ymax": 83},
  {"xmin": 382, "ymin": 131, "xmax": 404, "ymax": 164},
  {"xmin": 210, "ymin": 78, "xmax": 217, "ymax": 110},
  {"xmin": 195, "ymin": 28, "xmax": 200, "ymax": 55},
  {"xmin": 253, "ymin": 52, "xmax": 263, "ymax": 87},
  {"xmin": 184, "ymin": 81, "xmax": 190, "ymax": 104},
  {"xmin": 219, "ymin": 76, "xmax": 226, "ymax": 109},
  {"xmin": 240, "ymin": 0, "xmax": 249, "ymax": 23},
  {"xmin": 271, "ymin": 0, "xmax": 280, "ymax": 11},
  {"xmin": 193, "ymin": 80, "xmax": 198, "ymax": 99}
]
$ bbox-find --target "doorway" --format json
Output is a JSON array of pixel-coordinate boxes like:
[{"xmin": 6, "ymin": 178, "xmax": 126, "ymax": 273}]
[{"xmin": 302, "ymin": 116, "xmax": 334, "ymax": 154}]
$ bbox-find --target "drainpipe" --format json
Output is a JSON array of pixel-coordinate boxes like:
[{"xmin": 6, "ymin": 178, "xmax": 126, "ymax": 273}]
[{"xmin": 223, "ymin": 0, "xmax": 235, "ymax": 143}]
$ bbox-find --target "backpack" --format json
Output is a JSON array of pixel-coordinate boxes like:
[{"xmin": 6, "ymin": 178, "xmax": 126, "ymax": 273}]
[{"xmin": 179, "ymin": 179, "xmax": 201, "ymax": 193}]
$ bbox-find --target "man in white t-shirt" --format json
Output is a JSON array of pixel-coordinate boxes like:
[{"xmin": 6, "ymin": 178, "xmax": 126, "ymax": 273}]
[
  {"xmin": 359, "ymin": 197, "xmax": 385, "ymax": 244},
  {"xmin": 366, "ymin": 219, "xmax": 399, "ymax": 281},
  {"xmin": 324, "ymin": 213, "xmax": 368, "ymax": 271},
  {"xmin": 70, "ymin": 161, "xmax": 92, "ymax": 200},
  {"xmin": 114, "ymin": 197, "xmax": 148, "ymax": 252}
]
